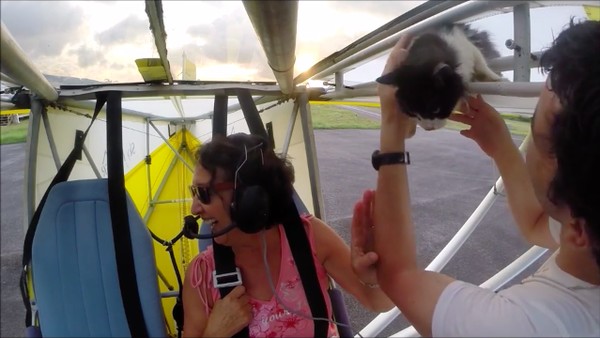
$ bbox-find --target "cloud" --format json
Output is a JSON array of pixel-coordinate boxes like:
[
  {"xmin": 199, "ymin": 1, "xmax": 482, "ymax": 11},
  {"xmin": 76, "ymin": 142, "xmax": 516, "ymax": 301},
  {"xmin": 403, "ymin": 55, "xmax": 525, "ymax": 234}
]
[
  {"xmin": 0, "ymin": 1, "xmax": 86, "ymax": 58},
  {"xmin": 167, "ymin": 42, "xmax": 273, "ymax": 82},
  {"xmin": 110, "ymin": 63, "xmax": 125, "ymax": 71},
  {"xmin": 186, "ymin": 11, "xmax": 264, "ymax": 65},
  {"xmin": 70, "ymin": 45, "xmax": 106, "ymax": 68},
  {"xmin": 95, "ymin": 15, "xmax": 149, "ymax": 46},
  {"xmin": 174, "ymin": 9, "xmax": 273, "ymax": 81},
  {"xmin": 187, "ymin": 25, "xmax": 212, "ymax": 38}
]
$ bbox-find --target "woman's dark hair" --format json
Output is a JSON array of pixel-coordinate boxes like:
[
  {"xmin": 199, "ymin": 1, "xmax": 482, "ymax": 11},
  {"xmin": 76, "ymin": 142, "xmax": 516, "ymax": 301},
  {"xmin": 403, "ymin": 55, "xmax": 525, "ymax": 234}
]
[
  {"xmin": 540, "ymin": 19, "xmax": 600, "ymax": 266},
  {"xmin": 194, "ymin": 132, "xmax": 295, "ymax": 227}
]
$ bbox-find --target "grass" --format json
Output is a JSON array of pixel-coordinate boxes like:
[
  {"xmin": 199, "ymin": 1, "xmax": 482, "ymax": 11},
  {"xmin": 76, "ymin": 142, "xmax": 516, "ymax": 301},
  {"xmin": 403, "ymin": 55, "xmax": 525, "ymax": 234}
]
[
  {"xmin": 444, "ymin": 113, "xmax": 531, "ymax": 137},
  {"xmin": 0, "ymin": 107, "xmax": 530, "ymax": 145},
  {"xmin": 311, "ymin": 103, "xmax": 531, "ymax": 137},
  {"xmin": 310, "ymin": 104, "xmax": 380, "ymax": 129},
  {"xmin": 0, "ymin": 119, "xmax": 29, "ymax": 145}
]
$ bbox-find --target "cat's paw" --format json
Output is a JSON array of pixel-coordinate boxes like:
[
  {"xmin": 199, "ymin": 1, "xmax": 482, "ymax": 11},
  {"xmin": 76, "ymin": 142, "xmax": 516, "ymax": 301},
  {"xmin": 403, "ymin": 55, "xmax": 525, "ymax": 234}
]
[{"xmin": 486, "ymin": 73, "xmax": 510, "ymax": 82}]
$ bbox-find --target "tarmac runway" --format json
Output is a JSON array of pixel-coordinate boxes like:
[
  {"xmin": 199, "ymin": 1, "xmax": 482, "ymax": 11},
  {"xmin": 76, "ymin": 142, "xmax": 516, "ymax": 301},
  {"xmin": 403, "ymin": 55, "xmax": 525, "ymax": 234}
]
[{"xmin": 1, "ymin": 127, "xmax": 549, "ymax": 337}]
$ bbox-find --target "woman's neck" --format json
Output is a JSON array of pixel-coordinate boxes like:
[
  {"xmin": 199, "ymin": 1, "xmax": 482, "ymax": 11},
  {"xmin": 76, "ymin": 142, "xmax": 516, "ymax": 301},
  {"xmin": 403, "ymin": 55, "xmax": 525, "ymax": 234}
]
[{"xmin": 231, "ymin": 226, "xmax": 280, "ymax": 257}]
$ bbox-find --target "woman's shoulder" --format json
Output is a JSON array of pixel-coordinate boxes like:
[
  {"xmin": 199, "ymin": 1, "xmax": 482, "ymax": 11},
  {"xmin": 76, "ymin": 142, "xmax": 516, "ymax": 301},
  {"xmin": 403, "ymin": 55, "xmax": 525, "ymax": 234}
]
[
  {"xmin": 188, "ymin": 246, "xmax": 215, "ymax": 280},
  {"xmin": 300, "ymin": 212, "xmax": 314, "ymax": 222},
  {"xmin": 301, "ymin": 212, "xmax": 329, "ymax": 227}
]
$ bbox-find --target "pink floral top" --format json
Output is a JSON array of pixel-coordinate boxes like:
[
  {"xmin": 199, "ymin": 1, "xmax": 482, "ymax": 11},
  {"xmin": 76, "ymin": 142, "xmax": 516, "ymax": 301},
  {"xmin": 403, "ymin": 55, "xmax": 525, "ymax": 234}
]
[{"xmin": 189, "ymin": 215, "xmax": 339, "ymax": 337}]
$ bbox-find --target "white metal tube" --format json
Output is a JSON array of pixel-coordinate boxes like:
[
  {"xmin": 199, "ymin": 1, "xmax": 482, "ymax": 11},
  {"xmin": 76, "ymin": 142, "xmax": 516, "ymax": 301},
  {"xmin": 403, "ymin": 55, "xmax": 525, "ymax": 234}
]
[
  {"xmin": 0, "ymin": 22, "xmax": 58, "ymax": 101},
  {"xmin": 243, "ymin": 1, "xmax": 298, "ymax": 95},
  {"xmin": 281, "ymin": 101, "xmax": 299, "ymax": 156},
  {"xmin": 358, "ymin": 307, "xmax": 401, "ymax": 338},
  {"xmin": 41, "ymin": 108, "xmax": 62, "ymax": 171},
  {"xmin": 480, "ymin": 246, "xmax": 547, "ymax": 291},
  {"xmin": 488, "ymin": 52, "xmax": 542, "ymax": 72},
  {"xmin": 322, "ymin": 81, "xmax": 544, "ymax": 100},
  {"xmin": 82, "ymin": 144, "xmax": 102, "ymax": 178},
  {"xmin": 0, "ymin": 72, "xmax": 20, "ymax": 86},
  {"xmin": 428, "ymin": 179, "xmax": 504, "ymax": 272},
  {"xmin": 468, "ymin": 82, "xmax": 543, "ymax": 97},
  {"xmin": 312, "ymin": 1, "xmax": 527, "ymax": 80},
  {"xmin": 149, "ymin": 121, "xmax": 194, "ymax": 172}
]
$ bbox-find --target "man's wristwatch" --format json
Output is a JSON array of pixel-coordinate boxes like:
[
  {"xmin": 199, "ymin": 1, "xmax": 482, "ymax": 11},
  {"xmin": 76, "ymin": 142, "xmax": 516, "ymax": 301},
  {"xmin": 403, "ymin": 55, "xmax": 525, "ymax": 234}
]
[{"xmin": 371, "ymin": 150, "xmax": 410, "ymax": 171}]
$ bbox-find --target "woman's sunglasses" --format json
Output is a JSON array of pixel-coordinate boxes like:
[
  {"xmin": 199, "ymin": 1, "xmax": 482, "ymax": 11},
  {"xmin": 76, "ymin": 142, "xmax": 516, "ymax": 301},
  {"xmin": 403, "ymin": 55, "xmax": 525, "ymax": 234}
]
[{"xmin": 189, "ymin": 182, "xmax": 234, "ymax": 204}]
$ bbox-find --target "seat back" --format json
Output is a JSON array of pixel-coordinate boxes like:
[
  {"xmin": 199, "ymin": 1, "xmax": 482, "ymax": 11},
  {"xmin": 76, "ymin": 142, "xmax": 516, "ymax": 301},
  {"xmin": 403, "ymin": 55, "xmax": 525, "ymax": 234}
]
[{"xmin": 31, "ymin": 179, "xmax": 166, "ymax": 337}]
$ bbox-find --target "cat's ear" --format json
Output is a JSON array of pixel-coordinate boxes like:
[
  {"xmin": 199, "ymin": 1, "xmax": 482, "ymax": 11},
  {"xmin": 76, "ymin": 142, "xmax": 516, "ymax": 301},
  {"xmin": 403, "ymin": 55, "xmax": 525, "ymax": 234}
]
[
  {"xmin": 376, "ymin": 68, "xmax": 402, "ymax": 85},
  {"xmin": 433, "ymin": 63, "xmax": 458, "ymax": 87},
  {"xmin": 432, "ymin": 63, "xmax": 451, "ymax": 75}
]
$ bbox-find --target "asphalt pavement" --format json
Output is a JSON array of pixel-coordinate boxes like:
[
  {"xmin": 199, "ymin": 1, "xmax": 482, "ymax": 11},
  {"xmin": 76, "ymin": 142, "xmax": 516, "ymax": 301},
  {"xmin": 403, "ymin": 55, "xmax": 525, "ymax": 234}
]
[{"xmin": 1, "ymin": 125, "xmax": 549, "ymax": 337}]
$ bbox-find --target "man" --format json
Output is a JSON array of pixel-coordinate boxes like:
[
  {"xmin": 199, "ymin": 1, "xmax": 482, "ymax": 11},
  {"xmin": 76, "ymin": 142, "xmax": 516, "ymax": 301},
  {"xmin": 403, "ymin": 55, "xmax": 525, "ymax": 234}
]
[{"xmin": 357, "ymin": 20, "xmax": 600, "ymax": 336}]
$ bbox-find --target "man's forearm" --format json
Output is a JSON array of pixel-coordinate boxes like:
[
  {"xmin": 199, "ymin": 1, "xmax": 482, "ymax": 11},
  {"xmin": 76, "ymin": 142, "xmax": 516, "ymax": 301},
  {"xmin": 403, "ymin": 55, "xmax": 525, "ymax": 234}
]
[
  {"xmin": 493, "ymin": 139, "xmax": 545, "ymax": 239},
  {"xmin": 375, "ymin": 100, "xmax": 418, "ymax": 288}
]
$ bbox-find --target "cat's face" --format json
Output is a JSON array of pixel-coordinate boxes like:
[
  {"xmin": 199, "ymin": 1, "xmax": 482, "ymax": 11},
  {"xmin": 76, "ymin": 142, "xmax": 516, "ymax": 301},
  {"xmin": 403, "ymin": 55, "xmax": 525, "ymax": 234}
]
[
  {"xmin": 417, "ymin": 117, "xmax": 448, "ymax": 130},
  {"xmin": 378, "ymin": 62, "xmax": 465, "ymax": 131},
  {"xmin": 376, "ymin": 32, "xmax": 465, "ymax": 131}
]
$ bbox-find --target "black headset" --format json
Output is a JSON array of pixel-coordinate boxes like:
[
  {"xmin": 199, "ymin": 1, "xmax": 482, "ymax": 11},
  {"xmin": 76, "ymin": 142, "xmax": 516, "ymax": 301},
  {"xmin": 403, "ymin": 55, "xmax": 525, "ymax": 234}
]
[
  {"xmin": 183, "ymin": 133, "xmax": 272, "ymax": 238},
  {"xmin": 228, "ymin": 133, "xmax": 271, "ymax": 234}
]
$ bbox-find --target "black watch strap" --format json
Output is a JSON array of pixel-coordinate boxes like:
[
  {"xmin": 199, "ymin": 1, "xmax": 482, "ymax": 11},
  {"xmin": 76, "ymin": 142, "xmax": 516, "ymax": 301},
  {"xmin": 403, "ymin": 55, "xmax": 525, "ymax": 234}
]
[{"xmin": 371, "ymin": 150, "xmax": 410, "ymax": 170}]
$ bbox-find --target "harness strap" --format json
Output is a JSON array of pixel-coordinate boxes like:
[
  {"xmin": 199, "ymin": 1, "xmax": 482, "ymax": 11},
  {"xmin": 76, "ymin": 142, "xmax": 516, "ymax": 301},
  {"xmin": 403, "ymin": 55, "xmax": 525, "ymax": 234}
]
[
  {"xmin": 106, "ymin": 91, "xmax": 149, "ymax": 337},
  {"xmin": 213, "ymin": 241, "xmax": 250, "ymax": 338},
  {"xmin": 281, "ymin": 201, "xmax": 329, "ymax": 337}
]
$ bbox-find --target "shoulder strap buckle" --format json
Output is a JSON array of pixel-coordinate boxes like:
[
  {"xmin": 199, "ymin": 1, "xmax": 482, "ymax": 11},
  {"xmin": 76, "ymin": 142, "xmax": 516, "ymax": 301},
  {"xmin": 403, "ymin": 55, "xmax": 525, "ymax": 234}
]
[{"xmin": 212, "ymin": 268, "xmax": 243, "ymax": 289}]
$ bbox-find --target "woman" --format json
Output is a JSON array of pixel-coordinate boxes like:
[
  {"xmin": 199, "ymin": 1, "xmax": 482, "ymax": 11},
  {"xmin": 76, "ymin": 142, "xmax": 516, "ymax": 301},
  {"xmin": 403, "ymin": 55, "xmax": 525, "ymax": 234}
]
[{"xmin": 182, "ymin": 132, "xmax": 392, "ymax": 337}]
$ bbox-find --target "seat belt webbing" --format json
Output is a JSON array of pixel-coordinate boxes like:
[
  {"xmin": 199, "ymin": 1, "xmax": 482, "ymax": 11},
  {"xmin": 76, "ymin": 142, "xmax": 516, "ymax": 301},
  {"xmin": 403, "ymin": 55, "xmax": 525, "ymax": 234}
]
[
  {"xmin": 213, "ymin": 241, "xmax": 250, "ymax": 338},
  {"xmin": 105, "ymin": 91, "xmax": 149, "ymax": 337},
  {"xmin": 282, "ymin": 202, "xmax": 329, "ymax": 337}
]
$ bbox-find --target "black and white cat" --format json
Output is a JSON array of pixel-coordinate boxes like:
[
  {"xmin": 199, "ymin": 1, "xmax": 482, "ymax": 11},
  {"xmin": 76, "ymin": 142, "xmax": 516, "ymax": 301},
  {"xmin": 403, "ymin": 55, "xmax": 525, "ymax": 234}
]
[{"xmin": 377, "ymin": 24, "xmax": 506, "ymax": 130}]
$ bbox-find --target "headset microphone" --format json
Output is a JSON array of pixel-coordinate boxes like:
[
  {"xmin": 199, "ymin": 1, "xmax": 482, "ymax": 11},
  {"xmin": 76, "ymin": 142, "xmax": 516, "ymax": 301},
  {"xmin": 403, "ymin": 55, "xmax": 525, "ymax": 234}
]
[{"xmin": 183, "ymin": 215, "xmax": 237, "ymax": 239}]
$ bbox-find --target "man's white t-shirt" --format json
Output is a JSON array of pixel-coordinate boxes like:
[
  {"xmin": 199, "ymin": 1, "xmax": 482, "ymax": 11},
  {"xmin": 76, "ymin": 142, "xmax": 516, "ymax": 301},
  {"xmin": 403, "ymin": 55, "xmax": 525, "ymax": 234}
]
[{"xmin": 432, "ymin": 218, "xmax": 600, "ymax": 337}]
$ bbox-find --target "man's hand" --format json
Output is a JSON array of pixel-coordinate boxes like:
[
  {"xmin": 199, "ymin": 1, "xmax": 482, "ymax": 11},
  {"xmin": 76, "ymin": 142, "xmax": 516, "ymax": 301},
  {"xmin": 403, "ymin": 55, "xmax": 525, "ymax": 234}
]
[
  {"xmin": 378, "ymin": 35, "xmax": 416, "ymax": 140},
  {"xmin": 449, "ymin": 94, "xmax": 516, "ymax": 161}
]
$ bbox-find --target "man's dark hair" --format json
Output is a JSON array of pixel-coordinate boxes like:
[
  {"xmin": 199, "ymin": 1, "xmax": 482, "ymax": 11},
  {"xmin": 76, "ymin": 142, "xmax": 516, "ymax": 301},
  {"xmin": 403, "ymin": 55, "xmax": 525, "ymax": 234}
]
[{"xmin": 540, "ymin": 19, "xmax": 600, "ymax": 266}]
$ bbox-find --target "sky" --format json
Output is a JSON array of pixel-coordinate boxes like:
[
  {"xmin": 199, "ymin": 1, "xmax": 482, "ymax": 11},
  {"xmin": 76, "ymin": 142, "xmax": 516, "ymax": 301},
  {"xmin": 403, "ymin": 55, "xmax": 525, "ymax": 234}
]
[
  {"xmin": 0, "ymin": 1, "xmax": 422, "ymax": 83},
  {"xmin": 0, "ymin": 1, "xmax": 593, "ymax": 87}
]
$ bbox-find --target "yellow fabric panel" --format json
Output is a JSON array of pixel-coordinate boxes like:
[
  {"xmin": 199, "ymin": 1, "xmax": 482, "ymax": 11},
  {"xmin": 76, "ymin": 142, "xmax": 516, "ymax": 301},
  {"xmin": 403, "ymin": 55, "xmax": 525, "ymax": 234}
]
[
  {"xmin": 124, "ymin": 128, "xmax": 201, "ymax": 335},
  {"xmin": 584, "ymin": 5, "xmax": 600, "ymax": 21},
  {"xmin": 135, "ymin": 58, "xmax": 169, "ymax": 82}
]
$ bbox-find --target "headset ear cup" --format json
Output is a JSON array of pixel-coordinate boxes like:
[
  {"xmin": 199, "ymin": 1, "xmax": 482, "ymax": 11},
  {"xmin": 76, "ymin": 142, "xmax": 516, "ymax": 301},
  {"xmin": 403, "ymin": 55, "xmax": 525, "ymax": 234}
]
[{"xmin": 234, "ymin": 185, "xmax": 269, "ymax": 233}]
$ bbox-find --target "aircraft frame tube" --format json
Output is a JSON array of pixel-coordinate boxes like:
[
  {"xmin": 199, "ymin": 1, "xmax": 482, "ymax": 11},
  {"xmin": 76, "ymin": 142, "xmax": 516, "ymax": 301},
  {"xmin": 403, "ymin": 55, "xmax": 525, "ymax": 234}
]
[{"xmin": 0, "ymin": 22, "xmax": 58, "ymax": 101}]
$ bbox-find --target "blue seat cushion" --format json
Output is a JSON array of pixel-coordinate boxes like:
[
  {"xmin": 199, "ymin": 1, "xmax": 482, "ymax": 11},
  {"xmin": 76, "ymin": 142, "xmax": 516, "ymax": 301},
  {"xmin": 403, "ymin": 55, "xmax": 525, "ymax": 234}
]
[{"xmin": 31, "ymin": 179, "xmax": 166, "ymax": 337}]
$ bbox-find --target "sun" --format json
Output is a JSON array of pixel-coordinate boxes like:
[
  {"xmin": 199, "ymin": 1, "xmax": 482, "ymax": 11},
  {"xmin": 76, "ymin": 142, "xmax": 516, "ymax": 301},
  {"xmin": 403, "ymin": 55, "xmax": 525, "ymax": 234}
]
[{"xmin": 294, "ymin": 53, "xmax": 317, "ymax": 74}]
